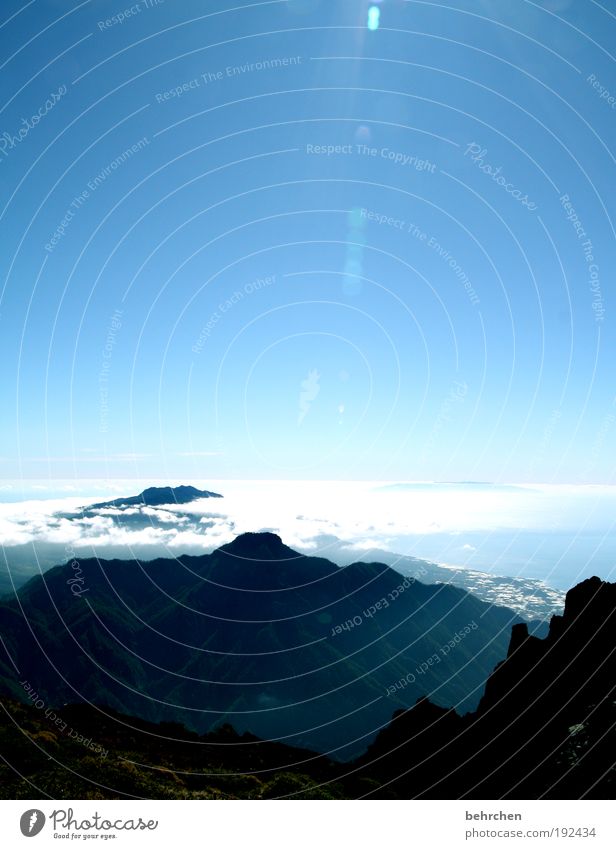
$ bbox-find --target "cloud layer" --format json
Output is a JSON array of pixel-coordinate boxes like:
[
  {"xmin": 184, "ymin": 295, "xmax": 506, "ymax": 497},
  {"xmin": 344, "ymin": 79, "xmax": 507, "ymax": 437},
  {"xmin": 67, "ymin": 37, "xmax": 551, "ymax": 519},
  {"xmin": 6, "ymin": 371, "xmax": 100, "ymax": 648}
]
[{"xmin": 1, "ymin": 481, "xmax": 615, "ymax": 595}]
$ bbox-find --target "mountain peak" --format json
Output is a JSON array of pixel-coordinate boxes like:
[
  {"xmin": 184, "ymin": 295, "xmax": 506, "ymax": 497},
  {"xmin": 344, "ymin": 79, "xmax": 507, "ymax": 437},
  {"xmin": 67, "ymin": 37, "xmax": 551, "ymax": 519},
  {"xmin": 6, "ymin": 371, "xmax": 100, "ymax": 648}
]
[{"xmin": 217, "ymin": 531, "xmax": 300, "ymax": 561}]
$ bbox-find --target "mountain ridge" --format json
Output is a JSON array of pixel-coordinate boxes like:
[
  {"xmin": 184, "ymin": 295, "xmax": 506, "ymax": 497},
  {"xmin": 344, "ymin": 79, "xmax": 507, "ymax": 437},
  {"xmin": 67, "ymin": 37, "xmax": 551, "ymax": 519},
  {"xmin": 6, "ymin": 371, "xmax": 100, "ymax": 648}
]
[{"xmin": 358, "ymin": 574, "xmax": 616, "ymax": 798}]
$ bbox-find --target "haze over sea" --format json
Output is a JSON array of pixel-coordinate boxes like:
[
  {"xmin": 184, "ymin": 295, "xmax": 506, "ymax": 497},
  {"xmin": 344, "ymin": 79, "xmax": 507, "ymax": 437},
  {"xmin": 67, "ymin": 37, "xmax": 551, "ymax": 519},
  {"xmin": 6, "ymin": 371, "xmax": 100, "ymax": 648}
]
[{"xmin": 1, "ymin": 479, "xmax": 615, "ymax": 593}]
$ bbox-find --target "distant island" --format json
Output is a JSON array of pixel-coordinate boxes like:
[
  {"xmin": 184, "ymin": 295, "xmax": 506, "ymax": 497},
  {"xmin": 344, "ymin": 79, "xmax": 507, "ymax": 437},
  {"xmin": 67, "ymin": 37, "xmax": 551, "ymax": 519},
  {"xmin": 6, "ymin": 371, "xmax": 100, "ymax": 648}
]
[{"xmin": 86, "ymin": 484, "xmax": 223, "ymax": 510}]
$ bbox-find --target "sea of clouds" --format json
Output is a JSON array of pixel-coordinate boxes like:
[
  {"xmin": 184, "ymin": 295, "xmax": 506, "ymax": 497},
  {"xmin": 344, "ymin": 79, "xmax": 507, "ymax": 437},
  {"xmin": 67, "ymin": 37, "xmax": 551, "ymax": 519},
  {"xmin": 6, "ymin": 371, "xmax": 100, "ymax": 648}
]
[{"xmin": 1, "ymin": 480, "xmax": 615, "ymax": 594}]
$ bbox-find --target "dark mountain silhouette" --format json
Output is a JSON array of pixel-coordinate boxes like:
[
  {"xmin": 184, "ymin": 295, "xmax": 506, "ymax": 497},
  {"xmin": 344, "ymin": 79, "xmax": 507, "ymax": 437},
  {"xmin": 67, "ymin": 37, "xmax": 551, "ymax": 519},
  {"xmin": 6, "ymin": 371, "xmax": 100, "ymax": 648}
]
[
  {"xmin": 328, "ymin": 543, "xmax": 561, "ymax": 622},
  {"xmin": 1, "ymin": 576, "xmax": 613, "ymax": 799},
  {"xmin": 0, "ymin": 532, "xmax": 525, "ymax": 758},
  {"xmin": 86, "ymin": 484, "xmax": 222, "ymax": 510},
  {"xmin": 356, "ymin": 576, "xmax": 616, "ymax": 798},
  {"xmin": 0, "ymin": 696, "xmax": 347, "ymax": 800}
]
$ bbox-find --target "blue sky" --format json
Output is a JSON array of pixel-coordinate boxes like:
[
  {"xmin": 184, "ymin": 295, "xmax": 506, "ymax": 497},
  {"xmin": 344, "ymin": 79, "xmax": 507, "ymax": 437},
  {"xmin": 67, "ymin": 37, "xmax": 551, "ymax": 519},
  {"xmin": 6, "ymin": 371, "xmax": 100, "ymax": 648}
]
[{"xmin": 0, "ymin": 0, "xmax": 615, "ymax": 482}]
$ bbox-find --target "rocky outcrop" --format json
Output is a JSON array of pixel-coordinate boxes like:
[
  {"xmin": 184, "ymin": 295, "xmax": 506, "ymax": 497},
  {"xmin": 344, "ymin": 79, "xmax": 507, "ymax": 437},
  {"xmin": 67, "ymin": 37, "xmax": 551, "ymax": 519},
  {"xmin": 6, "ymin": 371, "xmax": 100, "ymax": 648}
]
[{"xmin": 359, "ymin": 576, "xmax": 616, "ymax": 798}]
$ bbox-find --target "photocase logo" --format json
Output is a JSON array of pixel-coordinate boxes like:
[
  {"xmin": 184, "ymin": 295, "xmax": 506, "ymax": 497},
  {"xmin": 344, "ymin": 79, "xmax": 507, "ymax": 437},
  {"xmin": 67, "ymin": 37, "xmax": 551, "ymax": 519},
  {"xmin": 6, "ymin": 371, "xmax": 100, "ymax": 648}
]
[{"xmin": 20, "ymin": 810, "xmax": 46, "ymax": 837}]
